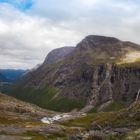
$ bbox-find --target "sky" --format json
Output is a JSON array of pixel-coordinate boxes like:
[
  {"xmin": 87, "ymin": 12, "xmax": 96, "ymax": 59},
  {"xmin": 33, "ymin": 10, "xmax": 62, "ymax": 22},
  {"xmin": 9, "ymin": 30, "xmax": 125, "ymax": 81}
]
[{"xmin": 0, "ymin": 0, "xmax": 140, "ymax": 69}]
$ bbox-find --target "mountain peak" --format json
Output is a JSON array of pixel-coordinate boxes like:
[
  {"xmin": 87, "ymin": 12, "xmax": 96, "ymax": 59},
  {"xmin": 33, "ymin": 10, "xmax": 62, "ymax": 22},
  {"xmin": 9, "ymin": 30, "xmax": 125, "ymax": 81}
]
[
  {"xmin": 83, "ymin": 35, "xmax": 120, "ymax": 45},
  {"xmin": 9, "ymin": 35, "xmax": 140, "ymax": 112},
  {"xmin": 76, "ymin": 35, "xmax": 122, "ymax": 51}
]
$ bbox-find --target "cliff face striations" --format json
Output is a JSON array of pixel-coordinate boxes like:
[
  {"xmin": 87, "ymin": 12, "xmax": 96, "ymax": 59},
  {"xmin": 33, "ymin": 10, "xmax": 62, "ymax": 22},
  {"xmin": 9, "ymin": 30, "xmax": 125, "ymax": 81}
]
[{"xmin": 9, "ymin": 35, "xmax": 140, "ymax": 111}]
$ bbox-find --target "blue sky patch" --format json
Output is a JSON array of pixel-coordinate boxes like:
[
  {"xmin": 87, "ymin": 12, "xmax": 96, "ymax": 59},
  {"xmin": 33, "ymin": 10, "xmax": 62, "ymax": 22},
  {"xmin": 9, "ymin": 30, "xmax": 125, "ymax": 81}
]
[{"xmin": 0, "ymin": 0, "xmax": 33, "ymax": 11}]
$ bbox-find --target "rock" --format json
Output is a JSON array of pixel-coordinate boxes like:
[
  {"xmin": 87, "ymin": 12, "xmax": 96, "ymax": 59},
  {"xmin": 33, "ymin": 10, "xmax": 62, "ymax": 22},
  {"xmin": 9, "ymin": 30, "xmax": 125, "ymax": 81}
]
[
  {"xmin": 43, "ymin": 46, "xmax": 74, "ymax": 65},
  {"xmin": 114, "ymin": 128, "xmax": 130, "ymax": 134},
  {"xmin": 9, "ymin": 35, "xmax": 140, "ymax": 112},
  {"xmin": 91, "ymin": 122, "xmax": 103, "ymax": 131}
]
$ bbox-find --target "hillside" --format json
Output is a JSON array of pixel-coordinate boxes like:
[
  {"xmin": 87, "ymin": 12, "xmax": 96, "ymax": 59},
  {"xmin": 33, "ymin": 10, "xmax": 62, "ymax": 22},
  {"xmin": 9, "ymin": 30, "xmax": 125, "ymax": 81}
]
[
  {"xmin": 0, "ymin": 93, "xmax": 52, "ymax": 116},
  {"xmin": 0, "ymin": 73, "xmax": 8, "ymax": 82},
  {"xmin": 0, "ymin": 93, "xmax": 60, "ymax": 140},
  {"xmin": 60, "ymin": 100, "xmax": 140, "ymax": 139},
  {"xmin": 1, "ymin": 93, "xmax": 140, "ymax": 139},
  {"xmin": 9, "ymin": 35, "xmax": 140, "ymax": 112}
]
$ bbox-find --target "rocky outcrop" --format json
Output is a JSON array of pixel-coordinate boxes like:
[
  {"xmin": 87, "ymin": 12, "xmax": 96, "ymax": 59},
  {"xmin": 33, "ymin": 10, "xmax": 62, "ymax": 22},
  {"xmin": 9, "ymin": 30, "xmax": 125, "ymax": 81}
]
[
  {"xmin": 88, "ymin": 64, "xmax": 140, "ymax": 106},
  {"xmin": 9, "ymin": 35, "xmax": 140, "ymax": 111}
]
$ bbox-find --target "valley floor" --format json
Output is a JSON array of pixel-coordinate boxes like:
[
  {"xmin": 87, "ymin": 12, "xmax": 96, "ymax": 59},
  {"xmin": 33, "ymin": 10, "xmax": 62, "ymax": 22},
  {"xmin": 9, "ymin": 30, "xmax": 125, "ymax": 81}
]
[
  {"xmin": 1, "ymin": 110, "xmax": 140, "ymax": 140},
  {"xmin": 1, "ymin": 93, "xmax": 140, "ymax": 140}
]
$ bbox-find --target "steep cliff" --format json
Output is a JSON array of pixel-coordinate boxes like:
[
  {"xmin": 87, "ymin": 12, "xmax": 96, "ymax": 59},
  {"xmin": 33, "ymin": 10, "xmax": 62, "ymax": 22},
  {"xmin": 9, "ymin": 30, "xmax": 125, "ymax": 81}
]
[{"xmin": 9, "ymin": 35, "xmax": 140, "ymax": 112}]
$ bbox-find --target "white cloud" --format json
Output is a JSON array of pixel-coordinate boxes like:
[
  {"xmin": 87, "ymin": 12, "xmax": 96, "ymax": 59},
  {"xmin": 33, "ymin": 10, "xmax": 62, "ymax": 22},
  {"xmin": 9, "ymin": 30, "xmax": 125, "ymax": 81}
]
[
  {"xmin": 80, "ymin": 0, "xmax": 98, "ymax": 6},
  {"xmin": 0, "ymin": 3, "xmax": 81, "ymax": 69},
  {"xmin": 0, "ymin": 0, "xmax": 140, "ymax": 69}
]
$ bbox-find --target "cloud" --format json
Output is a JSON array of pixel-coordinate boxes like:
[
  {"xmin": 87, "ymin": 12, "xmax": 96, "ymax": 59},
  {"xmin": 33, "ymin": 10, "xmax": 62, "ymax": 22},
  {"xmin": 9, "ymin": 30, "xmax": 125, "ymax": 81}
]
[
  {"xmin": 0, "ymin": 0, "xmax": 140, "ymax": 69},
  {"xmin": 0, "ymin": 3, "xmax": 81, "ymax": 69},
  {"xmin": 30, "ymin": 0, "xmax": 101, "ymax": 20}
]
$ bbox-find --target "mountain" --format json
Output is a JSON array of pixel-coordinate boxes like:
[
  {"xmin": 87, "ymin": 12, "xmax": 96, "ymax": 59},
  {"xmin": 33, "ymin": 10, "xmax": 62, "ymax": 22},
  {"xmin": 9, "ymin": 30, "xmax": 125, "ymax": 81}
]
[
  {"xmin": 43, "ymin": 46, "xmax": 75, "ymax": 65},
  {"xmin": 0, "ymin": 73, "xmax": 8, "ymax": 82},
  {"xmin": 9, "ymin": 35, "xmax": 140, "ymax": 112},
  {"xmin": 0, "ymin": 69, "xmax": 26, "ymax": 82}
]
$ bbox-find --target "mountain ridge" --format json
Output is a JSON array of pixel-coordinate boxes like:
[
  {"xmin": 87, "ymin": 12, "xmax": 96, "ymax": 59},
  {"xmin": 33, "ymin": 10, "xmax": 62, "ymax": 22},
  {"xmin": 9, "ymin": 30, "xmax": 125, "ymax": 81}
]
[
  {"xmin": 8, "ymin": 35, "xmax": 140, "ymax": 112},
  {"xmin": 43, "ymin": 46, "xmax": 75, "ymax": 65}
]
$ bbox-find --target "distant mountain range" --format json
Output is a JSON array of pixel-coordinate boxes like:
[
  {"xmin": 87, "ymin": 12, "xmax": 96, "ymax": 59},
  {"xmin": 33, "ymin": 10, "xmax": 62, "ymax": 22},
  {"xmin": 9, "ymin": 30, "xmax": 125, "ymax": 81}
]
[
  {"xmin": 0, "ymin": 73, "xmax": 8, "ymax": 82},
  {"xmin": 0, "ymin": 69, "xmax": 26, "ymax": 82},
  {"xmin": 9, "ymin": 35, "xmax": 140, "ymax": 112}
]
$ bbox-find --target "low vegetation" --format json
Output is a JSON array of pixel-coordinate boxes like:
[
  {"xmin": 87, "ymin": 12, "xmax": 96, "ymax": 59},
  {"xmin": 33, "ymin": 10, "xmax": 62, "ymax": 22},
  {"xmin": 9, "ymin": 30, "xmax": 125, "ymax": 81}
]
[
  {"xmin": 60, "ymin": 101, "xmax": 140, "ymax": 139},
  {"xmin": 9, "ymin": 86, "xmax": 85, "ymax": 112}
]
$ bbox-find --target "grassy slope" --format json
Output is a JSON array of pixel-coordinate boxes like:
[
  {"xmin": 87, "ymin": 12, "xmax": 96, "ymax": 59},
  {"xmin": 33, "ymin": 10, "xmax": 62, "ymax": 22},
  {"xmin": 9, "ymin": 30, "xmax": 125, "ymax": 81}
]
[
  {"xmin": 9, "ymin": 86, "xmax": 85, "ymax": 112},
  {"xmin": 0, "ymin": 93, "xmax": 69, "ymax": 140}
]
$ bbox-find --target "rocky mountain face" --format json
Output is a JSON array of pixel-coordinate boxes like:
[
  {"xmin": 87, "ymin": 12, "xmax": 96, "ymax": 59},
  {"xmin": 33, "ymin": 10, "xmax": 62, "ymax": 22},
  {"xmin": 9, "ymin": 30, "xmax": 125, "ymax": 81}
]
[
  {"xmin": 9, "ymin": 35, "xmax": 140, "ymax": 112},
  {"xmin": 43, "ymin": 46, "xmax": 74, "ymax": 65}
]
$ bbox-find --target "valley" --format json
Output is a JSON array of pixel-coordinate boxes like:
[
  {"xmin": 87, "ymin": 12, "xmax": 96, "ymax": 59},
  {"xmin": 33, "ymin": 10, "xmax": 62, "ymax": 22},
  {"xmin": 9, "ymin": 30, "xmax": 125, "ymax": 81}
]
[
  {"xmin": 8, "ymin": 35, "xmax": 140, "ymax": 112},
  {"xmin": 1, "ymin": 92, "xmax": 140, "ymax": 140},
  {"xmin": 0, "ymin": 35, "xmax": 140, "ymax": 140},
  {"xmin": 0, "ymin": 0, "xmax": 139, "ymax": 139}
]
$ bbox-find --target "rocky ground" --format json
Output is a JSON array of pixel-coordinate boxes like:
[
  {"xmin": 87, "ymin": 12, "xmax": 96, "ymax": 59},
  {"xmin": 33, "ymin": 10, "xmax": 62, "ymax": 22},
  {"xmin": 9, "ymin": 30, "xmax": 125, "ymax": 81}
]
[
  {"xmin": 0, "ymin": 93, "xmax": 55, "ymax": 140},
  {"xmin": 1, "ymin": 92, "xmax": 140, "ymax": 140},
  {"xmin": 60, "ymin": 100, "xmax": 140, "ymax": 140},
  {"xmin": 0, "ymin": 93, "xmax": 87, "ymax": 140}
]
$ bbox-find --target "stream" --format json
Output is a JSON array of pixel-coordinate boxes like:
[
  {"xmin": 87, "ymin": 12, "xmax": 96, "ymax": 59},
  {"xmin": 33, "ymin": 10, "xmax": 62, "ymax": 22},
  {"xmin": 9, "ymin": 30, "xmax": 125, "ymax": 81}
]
[{"xmin": 41, "ymin": 114, "xmax": 71, "ymax": 124}]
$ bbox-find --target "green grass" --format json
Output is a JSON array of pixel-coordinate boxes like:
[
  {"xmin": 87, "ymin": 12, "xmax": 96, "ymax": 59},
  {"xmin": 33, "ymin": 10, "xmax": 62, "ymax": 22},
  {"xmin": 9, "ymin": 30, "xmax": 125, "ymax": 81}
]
[
  {"xmin": 102, "ymin": 101, "xmax": 125, "ymax": 112},
  {"xmin": 88, "ymin": 107, "xmax": 98, "ymax": 113},
  {"xmin": 61, "ymin": 113, "xmax": 98, "ymax": 128},
  {"xmin": 46, "ymin": 132, "xmax": 67, "ymax": 140},
  {"xmin": 0, "ymin": 131, "xmax": 48, "ymax": 140},
  {"xmin": 9, "ymin": 86, "xmax": 58, "ymax": 109},
  {"xmin": 8, "ymin": 86, "xmax": 85, "ymax": 112},
  {"xmin": 0, "ymin": 83, "xmax": 11, "ymax": 93},
  {"xmin": 23, "ymin": 131, "xmax": 48, "ymax": 140},
  {"xmin": 88, "ymin": 101, "xmax": 125, "ymax": 113},
  {"xmin": 105, "ymin": 135, "xmax": 126, "ymax": 140},
  {"xmin": 61, "ymin": 101, "xmax": 140, "ymax": 131},
  {"xmin": 46, "ymin": 97, "xmax": 85, "ymax": 112},
  {"xmin": 0, "ymin": 112, "xmax": 42, "ymax": 126}
]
